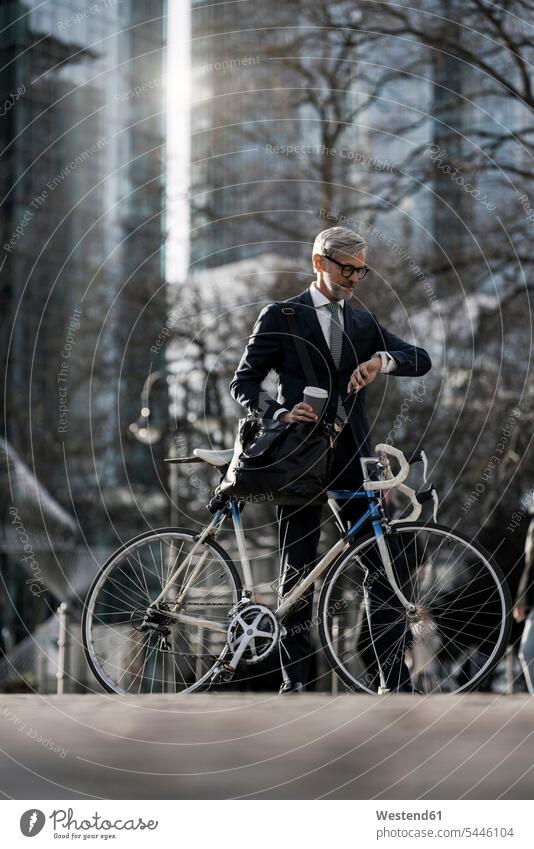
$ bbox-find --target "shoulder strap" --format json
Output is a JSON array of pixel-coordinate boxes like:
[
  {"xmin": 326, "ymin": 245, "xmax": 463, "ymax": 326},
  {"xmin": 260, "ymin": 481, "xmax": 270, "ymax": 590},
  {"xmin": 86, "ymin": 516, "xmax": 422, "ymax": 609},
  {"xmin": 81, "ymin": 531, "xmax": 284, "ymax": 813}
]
[{"xmin": 279, "ymin": 305, "xmax": 318, "ymax": 388}]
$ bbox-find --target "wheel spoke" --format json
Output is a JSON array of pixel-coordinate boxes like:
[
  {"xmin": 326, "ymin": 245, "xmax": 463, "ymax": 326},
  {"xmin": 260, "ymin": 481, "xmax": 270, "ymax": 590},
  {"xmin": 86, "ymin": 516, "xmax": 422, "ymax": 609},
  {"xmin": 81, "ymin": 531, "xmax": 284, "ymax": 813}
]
[
  {"xmin": 84, "ymin": 531, "xmax": 240, "ymax": 694},
  {"xmin": 320, "ymin": 524, "xmax": 510, "ymax": 695}
]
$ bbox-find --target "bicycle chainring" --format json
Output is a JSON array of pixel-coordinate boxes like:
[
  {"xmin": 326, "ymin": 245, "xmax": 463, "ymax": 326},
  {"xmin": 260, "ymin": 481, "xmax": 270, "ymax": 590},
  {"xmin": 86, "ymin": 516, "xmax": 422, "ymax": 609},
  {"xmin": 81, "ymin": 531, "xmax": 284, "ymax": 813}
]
[{"xmin": 227, "ymin": 603, "xmax": 279, "ymax": 665}]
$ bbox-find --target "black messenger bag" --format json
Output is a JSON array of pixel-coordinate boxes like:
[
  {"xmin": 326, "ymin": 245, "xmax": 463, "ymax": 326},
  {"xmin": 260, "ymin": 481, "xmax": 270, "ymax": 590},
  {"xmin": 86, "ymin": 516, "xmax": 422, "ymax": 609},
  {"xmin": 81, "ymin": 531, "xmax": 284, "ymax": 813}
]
[{"xmin": 216, "ymin": 306, "xmax": 336, "ymax": 505}]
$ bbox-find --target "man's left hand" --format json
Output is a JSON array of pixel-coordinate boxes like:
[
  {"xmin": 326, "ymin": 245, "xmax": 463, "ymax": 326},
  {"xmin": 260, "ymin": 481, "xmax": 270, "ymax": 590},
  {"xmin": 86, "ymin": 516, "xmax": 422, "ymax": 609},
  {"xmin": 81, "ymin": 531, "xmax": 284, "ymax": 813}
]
[{"xmin": 347, "ymin": 355, "xmax": 382, "ymax": 394}]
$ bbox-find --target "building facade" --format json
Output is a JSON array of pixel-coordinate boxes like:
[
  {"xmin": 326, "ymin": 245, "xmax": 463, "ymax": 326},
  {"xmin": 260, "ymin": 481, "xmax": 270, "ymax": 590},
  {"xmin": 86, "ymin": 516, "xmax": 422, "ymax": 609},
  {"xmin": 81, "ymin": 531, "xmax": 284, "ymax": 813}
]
[{"xmin": 0, "ymin": 0, "xmax": 168, "ymax": 676}]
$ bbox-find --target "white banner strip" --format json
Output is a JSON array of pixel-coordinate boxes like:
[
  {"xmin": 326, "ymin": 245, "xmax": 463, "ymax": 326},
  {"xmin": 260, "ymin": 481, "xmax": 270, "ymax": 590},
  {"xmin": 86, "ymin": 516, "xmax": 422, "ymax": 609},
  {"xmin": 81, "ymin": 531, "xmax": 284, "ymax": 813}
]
[{"xmin": 2, "ymin": 799, "xmax": 532, "ymax": 848}]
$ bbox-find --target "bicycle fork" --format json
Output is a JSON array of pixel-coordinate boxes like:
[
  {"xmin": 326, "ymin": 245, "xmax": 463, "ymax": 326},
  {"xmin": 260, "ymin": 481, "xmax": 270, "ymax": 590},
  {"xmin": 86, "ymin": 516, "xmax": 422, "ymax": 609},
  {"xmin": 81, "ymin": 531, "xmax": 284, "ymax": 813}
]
[{"xmin": 366, "ymin": 520, "xmax": 416, "ymax": 695}]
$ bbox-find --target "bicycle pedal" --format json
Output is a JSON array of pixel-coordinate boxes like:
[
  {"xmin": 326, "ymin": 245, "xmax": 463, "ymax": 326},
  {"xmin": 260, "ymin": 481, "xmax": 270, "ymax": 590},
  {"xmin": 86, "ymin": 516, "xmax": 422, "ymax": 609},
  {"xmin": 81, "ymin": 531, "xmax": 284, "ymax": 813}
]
[
  {"xmin": 211, "ymin": 663, "xmax": 236, "ymax": 685},
  {"xmin": 158, "ymin": 636, "xmax": 171, "ymax": 652}
]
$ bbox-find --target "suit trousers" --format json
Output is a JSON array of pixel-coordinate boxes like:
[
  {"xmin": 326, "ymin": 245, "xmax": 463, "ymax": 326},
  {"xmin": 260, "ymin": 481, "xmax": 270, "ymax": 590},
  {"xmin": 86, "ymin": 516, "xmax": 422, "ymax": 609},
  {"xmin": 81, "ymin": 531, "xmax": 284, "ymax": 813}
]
[{"xmin": 276, "ymin": 423, "xmax": 413, "ymax": 691}]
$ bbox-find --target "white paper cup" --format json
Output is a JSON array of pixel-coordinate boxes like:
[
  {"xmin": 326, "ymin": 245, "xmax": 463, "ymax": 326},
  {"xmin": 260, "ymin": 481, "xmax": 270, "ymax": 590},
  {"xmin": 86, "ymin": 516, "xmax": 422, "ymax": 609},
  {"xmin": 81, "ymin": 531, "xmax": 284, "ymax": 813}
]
[{"xmin": 303, "ymin": 386, "xmax": 328, "ymax": 417}]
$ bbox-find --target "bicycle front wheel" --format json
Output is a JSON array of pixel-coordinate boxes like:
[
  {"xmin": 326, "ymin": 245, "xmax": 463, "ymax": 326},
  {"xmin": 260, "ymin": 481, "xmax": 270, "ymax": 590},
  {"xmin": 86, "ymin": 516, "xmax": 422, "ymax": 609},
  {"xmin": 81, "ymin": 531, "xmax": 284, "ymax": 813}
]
[
  {"xmin": 82, "ymin": 528, "xmax": 242, "ymax": 694},
  {"xmin": 318, "ymin": 522, "xmax": 511, "ymax": 694}
]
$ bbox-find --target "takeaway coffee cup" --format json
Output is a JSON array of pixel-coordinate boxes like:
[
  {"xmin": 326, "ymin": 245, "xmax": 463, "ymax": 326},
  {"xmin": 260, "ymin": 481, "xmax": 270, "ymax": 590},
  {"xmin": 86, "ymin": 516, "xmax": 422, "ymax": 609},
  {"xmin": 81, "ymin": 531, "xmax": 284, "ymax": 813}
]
[{"xmin": 303, "ymin": 386, "xmax": 328, "ymax": 417}]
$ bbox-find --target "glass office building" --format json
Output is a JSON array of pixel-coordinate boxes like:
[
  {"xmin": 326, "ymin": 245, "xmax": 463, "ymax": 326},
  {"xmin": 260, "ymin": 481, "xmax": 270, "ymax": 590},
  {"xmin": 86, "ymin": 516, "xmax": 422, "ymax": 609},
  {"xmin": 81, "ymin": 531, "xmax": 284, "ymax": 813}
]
[
  {"xmin": 189, "ymin": 0, "xmax": 367, "ymax": 270},
  {"xmin": 0, "ymin": 0, "xmax": 167, "ymax": 517},
  {"xmin": 0, "ymin": 0, "xmax": 168, "ymax": 672}
]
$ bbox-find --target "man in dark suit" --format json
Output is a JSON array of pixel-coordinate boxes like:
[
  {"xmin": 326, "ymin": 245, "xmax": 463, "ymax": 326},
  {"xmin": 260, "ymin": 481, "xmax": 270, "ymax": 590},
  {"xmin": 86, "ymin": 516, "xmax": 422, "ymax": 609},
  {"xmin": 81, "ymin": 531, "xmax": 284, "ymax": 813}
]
[{"xmin": 230, "ymin": 226, "xmax": 431, "ymax": 693}]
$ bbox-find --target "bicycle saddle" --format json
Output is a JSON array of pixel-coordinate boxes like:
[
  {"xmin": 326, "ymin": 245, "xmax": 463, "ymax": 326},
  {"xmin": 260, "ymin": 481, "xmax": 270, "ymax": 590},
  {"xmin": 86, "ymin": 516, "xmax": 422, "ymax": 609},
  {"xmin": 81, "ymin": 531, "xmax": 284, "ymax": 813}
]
[{"xmin": 193, "ymin": 448, "xmax": 234, "ymax": 467}]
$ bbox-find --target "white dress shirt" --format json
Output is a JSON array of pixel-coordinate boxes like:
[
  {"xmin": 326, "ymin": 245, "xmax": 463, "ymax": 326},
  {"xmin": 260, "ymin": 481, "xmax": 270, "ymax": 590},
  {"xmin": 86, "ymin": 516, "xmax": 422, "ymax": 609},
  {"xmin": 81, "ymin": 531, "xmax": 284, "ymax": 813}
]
[{"xmin": 273, "ymin": 283, "xmax": 396, "ymax": 420}]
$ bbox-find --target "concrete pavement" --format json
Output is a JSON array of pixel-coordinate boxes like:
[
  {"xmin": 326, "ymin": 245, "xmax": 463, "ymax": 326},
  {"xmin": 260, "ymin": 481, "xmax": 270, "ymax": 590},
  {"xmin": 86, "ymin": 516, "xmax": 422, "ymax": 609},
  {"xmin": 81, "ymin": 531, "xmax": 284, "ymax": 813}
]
[{"xmin": 0, "ymin": 693, "xmax": 533, "ymax": 799}]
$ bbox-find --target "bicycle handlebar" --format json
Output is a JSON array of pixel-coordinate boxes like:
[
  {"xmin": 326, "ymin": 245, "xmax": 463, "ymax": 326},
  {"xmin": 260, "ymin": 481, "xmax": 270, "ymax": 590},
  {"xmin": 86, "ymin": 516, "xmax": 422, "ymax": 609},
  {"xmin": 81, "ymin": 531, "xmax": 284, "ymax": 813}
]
[{"xmin": 363, "ymin": 443, "xmax": 411, "ymax": 491}]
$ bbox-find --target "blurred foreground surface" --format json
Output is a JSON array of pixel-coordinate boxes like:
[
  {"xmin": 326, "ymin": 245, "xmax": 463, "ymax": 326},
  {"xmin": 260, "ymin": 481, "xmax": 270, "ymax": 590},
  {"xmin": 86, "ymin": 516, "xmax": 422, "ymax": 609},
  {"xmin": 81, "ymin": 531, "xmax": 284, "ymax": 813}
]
[{"xmin": 0, "ymin": 694, "xmax": 532, "ymax": 800}]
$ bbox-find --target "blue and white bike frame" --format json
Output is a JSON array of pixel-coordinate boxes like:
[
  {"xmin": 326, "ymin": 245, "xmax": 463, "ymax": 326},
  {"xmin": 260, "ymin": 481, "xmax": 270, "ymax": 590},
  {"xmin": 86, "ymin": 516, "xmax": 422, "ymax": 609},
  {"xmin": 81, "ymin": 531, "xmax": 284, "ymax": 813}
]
[{"xmin": 165, "ymin": 445, "xmax": 422, "ymax": 621}]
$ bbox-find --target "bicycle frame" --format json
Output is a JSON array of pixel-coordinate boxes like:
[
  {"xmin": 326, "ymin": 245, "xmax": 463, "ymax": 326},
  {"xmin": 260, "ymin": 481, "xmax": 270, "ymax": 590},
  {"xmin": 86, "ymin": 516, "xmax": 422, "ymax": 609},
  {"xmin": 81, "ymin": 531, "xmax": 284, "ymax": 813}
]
[
  {"xmin": 151, "ymin": 459, "xmax": 415, "ymax": 623},
  {"xmin": 275, "ymin": 486, "xmax": 414, "ymax": 618}
]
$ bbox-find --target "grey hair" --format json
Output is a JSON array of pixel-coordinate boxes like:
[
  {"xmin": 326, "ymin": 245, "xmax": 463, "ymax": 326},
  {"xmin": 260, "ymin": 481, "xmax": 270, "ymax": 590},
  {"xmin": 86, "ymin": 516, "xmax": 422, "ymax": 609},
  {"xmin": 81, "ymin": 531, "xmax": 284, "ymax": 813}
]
[{"xmin": 312, "ymin": 226, "xmax": 367, "ymax": 261}]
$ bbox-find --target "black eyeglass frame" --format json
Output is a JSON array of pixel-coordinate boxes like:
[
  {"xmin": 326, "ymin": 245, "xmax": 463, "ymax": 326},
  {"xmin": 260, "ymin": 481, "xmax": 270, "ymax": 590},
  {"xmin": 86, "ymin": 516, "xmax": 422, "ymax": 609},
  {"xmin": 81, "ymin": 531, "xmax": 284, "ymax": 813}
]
[{"xmin": 323, "ymin": 254, "xmax": 369, "ymax": 280}]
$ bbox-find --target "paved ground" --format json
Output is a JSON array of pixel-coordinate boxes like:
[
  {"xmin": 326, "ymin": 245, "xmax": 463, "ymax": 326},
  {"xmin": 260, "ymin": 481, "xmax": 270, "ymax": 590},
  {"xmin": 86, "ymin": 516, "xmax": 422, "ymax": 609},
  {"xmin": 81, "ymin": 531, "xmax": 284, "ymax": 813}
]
[{"xmin": 0, "ymin": 693, "xmax": 533, "ymax": 799}]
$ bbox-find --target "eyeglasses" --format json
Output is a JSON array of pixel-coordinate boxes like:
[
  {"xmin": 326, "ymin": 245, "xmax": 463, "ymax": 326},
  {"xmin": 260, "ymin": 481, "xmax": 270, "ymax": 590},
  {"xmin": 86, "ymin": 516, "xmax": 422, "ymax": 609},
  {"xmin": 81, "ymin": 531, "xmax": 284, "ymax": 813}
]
[{"xmin": 323, "ymin": 254, "xmax": 369, "ymax": 280}]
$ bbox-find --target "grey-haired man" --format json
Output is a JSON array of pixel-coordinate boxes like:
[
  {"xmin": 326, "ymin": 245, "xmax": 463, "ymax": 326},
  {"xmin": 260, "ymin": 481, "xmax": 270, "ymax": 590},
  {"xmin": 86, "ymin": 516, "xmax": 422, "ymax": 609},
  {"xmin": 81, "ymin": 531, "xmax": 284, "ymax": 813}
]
[{"xmin": 230, "ymin": 227, "xmax": 431, "ymax": 692}]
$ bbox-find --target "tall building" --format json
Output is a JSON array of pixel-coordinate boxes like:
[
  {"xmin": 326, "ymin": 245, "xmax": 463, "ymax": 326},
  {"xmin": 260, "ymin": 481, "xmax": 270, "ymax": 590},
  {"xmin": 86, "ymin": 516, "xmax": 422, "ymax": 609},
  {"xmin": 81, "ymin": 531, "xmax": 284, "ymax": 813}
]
[
  {"xmin": 0, "ymin": 0, "xmax": 168, "ymax": 674},
  {"xmin": 189, "ymin": 0, "xmax": 368, "ymax": 270},
  {"xmin": 0, "ymin": 0, "xmax": 167, "ymax": 519}
]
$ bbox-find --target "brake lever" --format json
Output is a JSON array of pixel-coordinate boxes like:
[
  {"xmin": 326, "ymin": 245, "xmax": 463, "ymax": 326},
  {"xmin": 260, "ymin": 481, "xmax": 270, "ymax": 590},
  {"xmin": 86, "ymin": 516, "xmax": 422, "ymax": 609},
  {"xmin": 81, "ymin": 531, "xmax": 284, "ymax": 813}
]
[
  {"xmin": 421, "ymin": 450, "xmax": 428, "ymax": 484},
  {"xmin": 406, "ymin": 449, "xmax": 428, "ymax": 484}
]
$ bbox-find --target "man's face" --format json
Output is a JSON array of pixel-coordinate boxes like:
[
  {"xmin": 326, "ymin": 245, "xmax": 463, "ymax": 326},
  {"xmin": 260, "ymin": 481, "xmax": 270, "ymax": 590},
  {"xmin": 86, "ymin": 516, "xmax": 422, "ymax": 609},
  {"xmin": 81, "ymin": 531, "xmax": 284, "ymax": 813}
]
[{"xmin": 314, "ymin": 249, "xmax": 367, "ymax": 302}]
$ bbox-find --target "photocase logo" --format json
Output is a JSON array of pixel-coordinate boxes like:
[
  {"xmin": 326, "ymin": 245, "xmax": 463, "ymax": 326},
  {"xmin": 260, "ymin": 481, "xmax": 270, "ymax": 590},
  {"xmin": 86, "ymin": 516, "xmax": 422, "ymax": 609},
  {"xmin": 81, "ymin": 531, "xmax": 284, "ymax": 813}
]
[{"xmin": 20, "ymin": 809, "xmax": 46, "ymax": 837}]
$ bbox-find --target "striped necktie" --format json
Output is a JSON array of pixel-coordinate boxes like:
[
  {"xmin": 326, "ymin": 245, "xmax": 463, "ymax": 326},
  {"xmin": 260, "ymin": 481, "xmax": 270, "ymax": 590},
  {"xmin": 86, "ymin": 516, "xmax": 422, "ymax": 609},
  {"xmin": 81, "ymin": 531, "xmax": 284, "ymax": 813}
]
[{"xmin": 326, "ymin": 301, "xmax": 347, "ymax": 424}]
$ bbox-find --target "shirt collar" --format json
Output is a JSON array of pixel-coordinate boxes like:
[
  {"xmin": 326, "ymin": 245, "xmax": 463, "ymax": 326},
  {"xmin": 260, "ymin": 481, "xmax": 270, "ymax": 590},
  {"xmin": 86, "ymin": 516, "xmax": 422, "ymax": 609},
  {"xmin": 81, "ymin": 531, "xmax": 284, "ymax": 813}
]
[{"xmin": 309, "ymin": 282, "xmax": 344, "ymax": 310}]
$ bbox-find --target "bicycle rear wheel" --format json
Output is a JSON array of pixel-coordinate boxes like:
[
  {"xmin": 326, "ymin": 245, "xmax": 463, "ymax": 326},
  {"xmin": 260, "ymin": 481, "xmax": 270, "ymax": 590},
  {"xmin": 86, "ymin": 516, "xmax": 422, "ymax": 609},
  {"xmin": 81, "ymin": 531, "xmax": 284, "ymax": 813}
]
[
  {"xmin": 82, "ymin": 528, "xmax": 242, "ymax": 694},
  {"xmin": 318, "ymin": 522, "xmax": 511, "ymax": 694}
]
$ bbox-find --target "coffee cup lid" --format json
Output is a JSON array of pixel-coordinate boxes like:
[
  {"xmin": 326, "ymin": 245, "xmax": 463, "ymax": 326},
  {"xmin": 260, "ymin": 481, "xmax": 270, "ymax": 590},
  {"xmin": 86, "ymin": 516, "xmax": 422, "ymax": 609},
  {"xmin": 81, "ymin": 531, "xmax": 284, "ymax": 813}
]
[{"xmin": 303, "ymin": 386, "xmax": 328, "ymax": 398}]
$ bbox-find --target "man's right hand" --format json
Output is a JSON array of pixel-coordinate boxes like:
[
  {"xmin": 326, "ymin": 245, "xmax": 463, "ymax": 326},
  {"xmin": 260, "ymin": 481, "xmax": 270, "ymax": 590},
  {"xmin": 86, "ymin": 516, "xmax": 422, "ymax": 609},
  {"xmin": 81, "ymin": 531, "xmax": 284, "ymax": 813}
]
[{"xmin": 279, "ymin": 403, "xmax": 319, "ymax": 423}]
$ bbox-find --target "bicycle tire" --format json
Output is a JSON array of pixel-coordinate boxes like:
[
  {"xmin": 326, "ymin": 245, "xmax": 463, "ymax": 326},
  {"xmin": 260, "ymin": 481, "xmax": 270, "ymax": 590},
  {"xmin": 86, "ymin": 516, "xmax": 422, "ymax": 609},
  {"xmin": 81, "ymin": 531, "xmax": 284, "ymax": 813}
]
[
  {"xmin": 318, "ymin": 522, "xmax": 512, "ymax": 694},
  {"xmin": 82, "ymin": 527, "xmax": 242, "ymax": 694}
]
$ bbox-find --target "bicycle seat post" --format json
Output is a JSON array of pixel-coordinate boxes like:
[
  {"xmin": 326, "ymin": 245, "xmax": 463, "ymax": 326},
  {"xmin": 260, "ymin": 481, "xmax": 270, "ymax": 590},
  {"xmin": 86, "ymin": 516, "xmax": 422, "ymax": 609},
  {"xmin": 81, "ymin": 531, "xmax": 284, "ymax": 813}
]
[{"xmin": 230, "ymin": 497, "xmax": 254, "ymax": 595}]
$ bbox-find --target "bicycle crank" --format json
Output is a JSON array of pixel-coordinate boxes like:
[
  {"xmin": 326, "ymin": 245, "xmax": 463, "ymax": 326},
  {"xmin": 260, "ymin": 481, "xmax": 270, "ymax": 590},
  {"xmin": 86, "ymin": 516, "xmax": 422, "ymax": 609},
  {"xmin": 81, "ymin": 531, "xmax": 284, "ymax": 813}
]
[{"xmin": 225, "ymin": 602, "xmax": 280, "ymax": 668}]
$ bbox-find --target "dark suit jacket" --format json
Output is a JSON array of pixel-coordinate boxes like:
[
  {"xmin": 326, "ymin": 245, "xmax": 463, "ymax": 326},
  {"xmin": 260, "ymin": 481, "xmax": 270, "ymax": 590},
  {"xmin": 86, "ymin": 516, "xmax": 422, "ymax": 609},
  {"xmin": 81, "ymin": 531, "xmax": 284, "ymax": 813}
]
[{"xmin": 230, "ymin": 287, "xmax": 431, "ymax": 455}]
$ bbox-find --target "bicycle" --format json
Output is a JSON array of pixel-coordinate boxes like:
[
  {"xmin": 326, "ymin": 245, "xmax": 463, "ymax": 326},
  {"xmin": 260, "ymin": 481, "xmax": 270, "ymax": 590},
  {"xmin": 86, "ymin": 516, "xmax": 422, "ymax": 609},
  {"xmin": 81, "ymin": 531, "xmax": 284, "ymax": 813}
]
[{"xmin": 82, "ymin": 443, "xmax": 512, "ymax": 695}]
